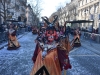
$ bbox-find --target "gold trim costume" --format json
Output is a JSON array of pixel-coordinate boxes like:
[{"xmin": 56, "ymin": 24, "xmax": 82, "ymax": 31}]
[
  {"xmin": 71, "ymin": 29, "xmax": 81, "ymax": 47},
  {"xmin": 7, "ymin": 25, "xmax": 20, "ymax": 50},
  {"xmin": 31, "ymin": 15, "xmax": 72, "ymax": 75}
]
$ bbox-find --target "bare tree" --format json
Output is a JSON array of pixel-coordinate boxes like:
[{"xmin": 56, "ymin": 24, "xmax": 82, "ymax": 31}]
[
  {"xmin": 28, "ymin": 0, "xmax": 43, "ymax": 25},
  {"xmin": 0, "ymin": 0, "xmax": 15, "ymax": 23},
  {"xmin": 29, "ymin": 0, "xmax": 43, "ymax": 17}
]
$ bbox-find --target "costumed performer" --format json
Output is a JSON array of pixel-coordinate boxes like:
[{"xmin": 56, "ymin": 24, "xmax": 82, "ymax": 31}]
[{"xmin": 7, "ymin": 24, "xmax": 20, "ymax": 50}]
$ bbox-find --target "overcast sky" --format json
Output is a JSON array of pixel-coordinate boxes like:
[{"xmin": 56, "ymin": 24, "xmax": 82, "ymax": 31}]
[
  {"xmin": 41, "ymin": 0, "xmax": 71, "ymax": 17},
  {"xmin": 28, "ymin": 0, "xmax": 71, "ymax": 17}
]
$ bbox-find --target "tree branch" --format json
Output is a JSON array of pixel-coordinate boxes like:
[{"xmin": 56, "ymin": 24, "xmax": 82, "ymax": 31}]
[
  {"xmin": 0, "ymin": 14, "xmax": 4, "ymax": 18},
  {"xmin": 0, "ymin": 8, "xmax": 4, "ymax": 12},
  {"xmin": 0, "ymin": 11, "xmax": 4, "ymax": 14},
  {"xmin": 5, "ymin": 7, "xmax": 15, "ymax": 11},
  {"xmin": 0, "ymin": 0, "xmax": 4, "ymax": 6}
]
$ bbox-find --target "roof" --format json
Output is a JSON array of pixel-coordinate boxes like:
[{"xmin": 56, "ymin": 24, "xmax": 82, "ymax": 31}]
[{"xmin": 65, "ymin": 20, "xmax": 94, "ymax": 23}]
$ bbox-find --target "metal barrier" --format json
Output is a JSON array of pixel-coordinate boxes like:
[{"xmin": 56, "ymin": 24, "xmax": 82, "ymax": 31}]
[{"xmin": 83, "ymin": 31, "xmax": 100, "ymax": 43}]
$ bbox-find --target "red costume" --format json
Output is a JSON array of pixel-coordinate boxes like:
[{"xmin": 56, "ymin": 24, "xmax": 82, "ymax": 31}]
[
  {"xmin": 30, "ymin": 16, "xmax": 71, "ymax": 75},
  {"xmin": 7, "ymin": 25, "xmax": 20, "ymax": 50},
  {"xmin": 45, "ymin": 28, "xmax": 58, "ymax": 43}
]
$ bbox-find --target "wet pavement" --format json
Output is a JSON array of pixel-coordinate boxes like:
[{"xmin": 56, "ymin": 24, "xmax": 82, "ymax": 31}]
[
  {"xmin": 0, "ymin": 32, "xmax": 37, "ymax": 75},
  {"xmin": 0, "ymin": 32, "xmax": 100, "ymax": 75},
  {"xmin": 67, "ymin": 47, "xmax": 100, "ymax": 75}
]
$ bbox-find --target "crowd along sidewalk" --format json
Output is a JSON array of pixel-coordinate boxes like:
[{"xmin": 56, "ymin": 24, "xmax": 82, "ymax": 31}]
[{"xmin": 0, "ymin": 32, "xmax": 28, "ymax": 50}]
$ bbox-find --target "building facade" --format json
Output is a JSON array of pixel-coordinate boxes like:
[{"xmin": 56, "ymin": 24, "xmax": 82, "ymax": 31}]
[
  {"xmin": 56, "ymin": 0, "xmax": 78, "ymax": 28},
  {"xmin": 8, "ymin": 0, "xmax": 27, "ymax": 22},
  {"xmin": 53, "ymin": 0, "xmax": 100, "ymax": 33},
  {"xmin": 0, "ymin": 0, "xmax": 27, "ymax": 24},
  {"xmin": 26, "ymin": 4, "xmax": 39, "ymax": 26},
  {"xmin": 78, "ymin": 0, "xmax": 100, "ymax": 31},
  {"xmin": 26, "ymin": 4, "xmax": 34, "ymax": 25},
  {"xmin": 67, "ymin": 0, "xmax": 78, "ymax": 29}
]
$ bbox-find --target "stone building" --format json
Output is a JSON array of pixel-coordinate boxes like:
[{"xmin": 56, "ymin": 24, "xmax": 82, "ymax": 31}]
[
  {"xmin": 54, "ymin": 5, "xmax": 69, "ymax": 26},
  {"xmin": 66, "ymin": 0, "xmax": 78, "ymax": 29},
  {"xmin": 78, "ymin": 0, "xmax": 100, "ymax": 32},
  {"xmin": 55, "ymin": 0, "xmax": 78, "ymax": 28},
  {"xmin": 9, "ymin": 0, "xmax": 27, "ymax": 22},
  {"xmin": 0, "ymin": 0, "xmax": 14, "ymax": 24},
  {"xmin": 26, "ymin": 4, "xmax": 39, "ymax": 26},
  {"xmin": 53, "ymin": 0, "xmax": 100, "ymax": 33},
  {"xmin": 78, "ymin": 0, "xmax": 100, "ymax": 33},
  {"xmin": 0, "ymin": 0, "xmax": 27, "ymax": 24},
  {"xmin": 26, "ymin": 4, "xmax": 33, "ymax": 25}
]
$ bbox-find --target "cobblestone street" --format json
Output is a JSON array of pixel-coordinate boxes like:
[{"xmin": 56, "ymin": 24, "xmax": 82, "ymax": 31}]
[
  {"xmin": 0, "ymin": 32, "xmax": 37, "ymax": 75},
  {"xmin": 1, "ymin": 0, "xmax": 100, "ymax": 75},
  {"xmin": 0, "ymin": 32, "xmax": 100, "ymax": 75},
  {"xmin": 67, "ymin": 47, "xmax": 100, "ymax": 75}
]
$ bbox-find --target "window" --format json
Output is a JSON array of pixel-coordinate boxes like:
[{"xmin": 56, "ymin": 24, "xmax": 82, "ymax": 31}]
[
  {"xmin": 79, "ymin": 2, "xmax": 80, "ymax": 6},
  {"xmin": 99, "ymin": 14, "xmax": 100, "ymax": 20},
  {"xmin": 82, "ymin": 1, "xmax": 83, "ymax": 5},
  {"xmin": 91, "ymin": 14, "xmax": 94, "ymax": 20},
  {"xmin": 86, "ymin": 0, "xmax": 87, "ymax": 3}
]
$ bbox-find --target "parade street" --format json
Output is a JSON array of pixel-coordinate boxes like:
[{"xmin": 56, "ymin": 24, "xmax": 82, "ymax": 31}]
[{"xmin": 0, "ymin": 32, "xmax": 100, "ymax": 75}]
